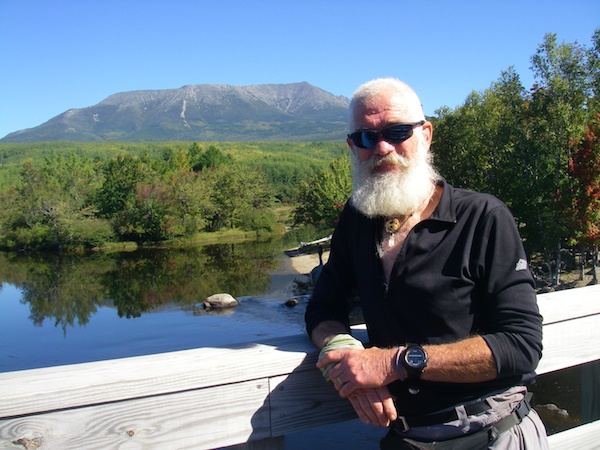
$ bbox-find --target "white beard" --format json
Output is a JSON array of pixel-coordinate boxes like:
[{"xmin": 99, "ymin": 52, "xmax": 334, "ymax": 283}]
[{"xmin": 350, "ymin": 148, "xmax": 440, "ymax": 218}]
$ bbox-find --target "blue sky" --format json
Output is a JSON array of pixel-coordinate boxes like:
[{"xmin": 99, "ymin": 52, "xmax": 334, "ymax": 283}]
[{"xmin": 1, "ymin": 0, "xmax": 598, "ymax": 139}]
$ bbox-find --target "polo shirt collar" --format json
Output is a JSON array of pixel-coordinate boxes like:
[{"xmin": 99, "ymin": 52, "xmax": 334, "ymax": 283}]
[{"xmin": 428, "ymin": 180, "xmax": 457, "ymax": 224}]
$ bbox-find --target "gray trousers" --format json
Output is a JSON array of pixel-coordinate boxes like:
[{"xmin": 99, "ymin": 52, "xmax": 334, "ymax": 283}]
[
  {"xmin": 381, "ymin": 387, "xmax": 549, "ymax": 450},
  {"xmin": 491, "ymin": 408, "xmax": 549, "ymax": 450}
]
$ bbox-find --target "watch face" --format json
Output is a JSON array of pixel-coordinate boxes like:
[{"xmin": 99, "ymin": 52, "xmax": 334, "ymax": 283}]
[{"xmin": 405, "ymin": 348, "xmax": 426, "ymax": 368}]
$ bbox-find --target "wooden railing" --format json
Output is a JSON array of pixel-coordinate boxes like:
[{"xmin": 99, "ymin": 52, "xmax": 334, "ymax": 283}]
[{"xmin": 1, "ymin": 285, "xmax": 599, "ymax": 449}]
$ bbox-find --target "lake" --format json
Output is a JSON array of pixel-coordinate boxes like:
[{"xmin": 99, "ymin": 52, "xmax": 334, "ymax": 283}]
[
  {"xmin": 0, "ymin": 240, "xmax": 314, "ymax": 372},
  {"xmin": 0, "ymin": 242, "xmax": 597, "ymax": 443}
]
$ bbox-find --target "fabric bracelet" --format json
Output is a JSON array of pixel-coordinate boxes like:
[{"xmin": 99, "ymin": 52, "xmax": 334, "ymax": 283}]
[
  {"xmin": 318, "ymin": 333, "xmax": 365, "ymax": 383},
  {"xmin": 395, "ymin": 346, "xmax": 407, "ymax": 381}
]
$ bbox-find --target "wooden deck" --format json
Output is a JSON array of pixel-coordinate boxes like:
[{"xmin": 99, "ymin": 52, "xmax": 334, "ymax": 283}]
[{"xmin": 0, "ymin": 285, "xmax": 599, "ymax": 449}]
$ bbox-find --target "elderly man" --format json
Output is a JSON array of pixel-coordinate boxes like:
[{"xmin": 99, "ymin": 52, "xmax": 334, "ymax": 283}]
[{"xmin": 305, "ymin": 78, "xmax": 549, "ymax": 449}]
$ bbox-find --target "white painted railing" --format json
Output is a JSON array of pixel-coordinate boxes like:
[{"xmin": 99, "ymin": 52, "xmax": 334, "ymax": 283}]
[{"xmin": 0, "ymin": 285, "xmax": 599, "ymax": 449}]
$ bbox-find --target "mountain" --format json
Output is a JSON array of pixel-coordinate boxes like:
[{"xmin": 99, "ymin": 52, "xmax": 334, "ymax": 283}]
[{"xmin": 1, "ymin": 82, "xmax": 350, "ymax": 142}]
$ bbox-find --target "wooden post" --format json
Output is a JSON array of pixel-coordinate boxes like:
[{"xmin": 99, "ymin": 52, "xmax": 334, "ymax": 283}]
[{"xmin": 581, "ymin": 360, "xmax": 600, "ymax": 423}]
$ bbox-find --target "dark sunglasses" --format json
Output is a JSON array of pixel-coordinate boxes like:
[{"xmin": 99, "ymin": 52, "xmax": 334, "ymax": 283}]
[{"xmin": 348, "ymin": 121, "xmax": 425, "ymax": 149}]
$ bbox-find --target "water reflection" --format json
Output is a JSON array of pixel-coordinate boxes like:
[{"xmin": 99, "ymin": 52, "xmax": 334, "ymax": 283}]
[
  {"xmin": 1, "ymin": 239, "xmax": 315, "ymax": 372},
  {"xmin": 0, "ymin": 240, "xmax": 283, "ymax": 332}
]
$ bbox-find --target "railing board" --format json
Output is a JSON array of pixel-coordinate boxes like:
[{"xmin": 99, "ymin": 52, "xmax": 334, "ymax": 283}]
[
  {"xmin": 0, "ymin": 379, "xmax": 270, "ymax": 450},
  {"xmin": 538, "ymin": 284, "xmax": 600, "ymax": 325},
  {"xmin": 547, "ymin": 419, "xmax": 600, "ymax": 449},
  {"xmin": 0, "ymin": 337, "xmax": 317, "ymax": 419},
  {"xmin": 536, "ymin": 314, "xmax": 600, "ymax": 375}
]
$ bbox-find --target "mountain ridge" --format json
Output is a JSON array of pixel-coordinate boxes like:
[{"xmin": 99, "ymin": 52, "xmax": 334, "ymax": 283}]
[{"xmin": 2, "ymin": 82, "xmax": 350, "ymax": 142}]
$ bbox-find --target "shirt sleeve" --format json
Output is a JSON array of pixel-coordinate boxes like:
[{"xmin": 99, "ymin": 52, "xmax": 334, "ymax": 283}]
[
  {"xmin": 305, "ymin": 206, "xmax": 354, "ymax": 338},
  {"xmin": 477, "ymin": 203, "xmax": 543, "ymax": 378}
]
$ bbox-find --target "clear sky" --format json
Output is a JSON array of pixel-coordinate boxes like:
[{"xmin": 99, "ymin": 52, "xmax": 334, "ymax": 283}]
[{"xmin": 1, "ymin": 0, "xmax": 598, "ymax": 139}]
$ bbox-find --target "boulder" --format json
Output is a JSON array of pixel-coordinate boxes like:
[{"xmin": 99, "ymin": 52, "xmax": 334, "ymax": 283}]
[
  {"xmin": 284, "ymin": 298, "xmax": 300, "ymax": 307},
  {"xmin": 204, "ymin": 293, "xmax": 238, "ymax": 309}
]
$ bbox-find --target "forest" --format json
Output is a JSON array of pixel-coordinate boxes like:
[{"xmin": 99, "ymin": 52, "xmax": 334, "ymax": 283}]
[
  {"xmin": 0, "ymin": 32, "xmax": 598, "ymax": 286},
  {"xmin": 287, "ymin": 32, "xmax": 600, "ymax": 286},
  {"xmin": 0, "ymin": 140, "xmax": 345, "ymax": 248}
]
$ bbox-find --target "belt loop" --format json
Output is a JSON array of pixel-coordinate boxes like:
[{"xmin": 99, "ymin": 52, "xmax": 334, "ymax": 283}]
[
  {"xmin": 491, "ymin": 395, "xmax": 532, "ymax": 435},
  {"xmin": 455, "ymin": 404, "xmax": 471, "ymax": 433},
  {"xmin": 396, "ymin": 416, "xmax": 410, "ymax": 432},
  {"xmin": 514, "ymin": 392, "xmax": 532, "ymax": 421}
]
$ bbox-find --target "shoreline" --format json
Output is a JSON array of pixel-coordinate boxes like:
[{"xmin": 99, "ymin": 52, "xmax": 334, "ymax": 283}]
[
  {"xmin": 288, "ymin": 250, "xmax": 330, "ymax": 274},
  {"xmin": 264, "ymin": 251, "xmax": 330, "ymax": 300}
]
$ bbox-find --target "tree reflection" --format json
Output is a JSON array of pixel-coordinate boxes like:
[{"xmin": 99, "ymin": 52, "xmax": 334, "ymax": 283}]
[
  {"xmin": 0, "ymin": 240, "xmax": 281, "ymax": 332},
  {"xmin": 0, "ymin": 252, "xmax": 111, "ymax": 334}
]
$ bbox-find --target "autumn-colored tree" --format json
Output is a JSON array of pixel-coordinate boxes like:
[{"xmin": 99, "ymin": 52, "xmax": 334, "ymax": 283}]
[{"xmin": 567, "ymin": 114, "xmax": 600, "ymax": 283}]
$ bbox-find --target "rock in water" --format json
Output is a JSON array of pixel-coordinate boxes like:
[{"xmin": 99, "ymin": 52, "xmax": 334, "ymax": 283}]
[
  {"xmin": 285, "ymin": 298, "xmax": 300, "ymax": 307},
  {"xmin": 204, "ymin": 293, "xmax": 238, "ymax": 309}
]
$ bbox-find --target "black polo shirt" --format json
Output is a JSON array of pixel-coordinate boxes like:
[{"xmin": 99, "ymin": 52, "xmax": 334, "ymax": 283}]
[{"xmin": 305, "ymin": 181, "xmax": 543, "ymax": 416}]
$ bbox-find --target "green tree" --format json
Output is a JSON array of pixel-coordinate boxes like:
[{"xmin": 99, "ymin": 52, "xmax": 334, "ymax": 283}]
[
  {"xmin": 191, "ymin": 145, "xmax": 233, "ymax": 172},
  {"xmin": 207, "ymin": 164, "xmax": 273, "ymax": 231},
  {"xmin": 527, "ymin": 33, "xmax": 596, "ymax": 282},
  {"xmin": 587, "ymin": 29, "xmax": 600, "ymax": 113},
  {"xmin": 433, "ymin": 31, "xmax": 599, "ymax": 285},
  {"xmin": 293, "ymin": 156, "xmax": 351, "ymax": 228},
  {"xmin": 169, "ymin": 169, "xmax": 214, "ymax": 235},
  {"xmin": 160, "ymin": 147, "xmax": 191, "ymax": 175},
  {"xmin": 95, "ymin": 154, "xmax": 159, "ymax": 241},
  {"xmin": 95, "ymin": 154, "xmax": 150, "ymax": 217},
  {"xmin": 433, "ymin": 68, "xmax": 527, "ymax": 203},
  {"xmin": 1, "ymin": 154, "xmax": 111, "ymax": 250},
  {"xmin": 122, "ymin": 181, "xmax": 175, "ymax": 241}
]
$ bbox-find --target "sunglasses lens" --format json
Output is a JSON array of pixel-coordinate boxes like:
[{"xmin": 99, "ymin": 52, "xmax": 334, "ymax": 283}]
[
  {"xmin": 384, "ymin": 125, "xmax": 412, "ymax": 143},
  {"xmin": 360, "ymin": 131, "xmax": 377, "ymax": 149},
  {"xmin": 350, "ymin": 131, "xmax": 373, "ymax": 148}
]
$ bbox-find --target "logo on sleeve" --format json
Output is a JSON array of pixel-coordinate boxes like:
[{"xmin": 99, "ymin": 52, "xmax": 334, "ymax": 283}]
[{"xmin": 515, "ymin": 259, "xmax": 528, "ymax": 271}]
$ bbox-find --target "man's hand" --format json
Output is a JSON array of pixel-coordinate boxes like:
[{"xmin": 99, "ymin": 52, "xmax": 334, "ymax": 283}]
[
  {"xmin": 316, "ymin": 342, "xmax": 399, "ymax": 426},
  {"xmin": 317, "ymin": 346, "xmax": 398, "ymax": 398},
  {"xmin": 348, "ymin": 387, "xmax": 397, "ymax": 427}
]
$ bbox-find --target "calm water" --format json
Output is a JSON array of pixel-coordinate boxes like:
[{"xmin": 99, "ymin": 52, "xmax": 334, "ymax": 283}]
[
  {"xmin": 0, "ymin": 240, "xmax": 310, "ymax": 372},
  {"xmin": 1, "ymin": 243, "xmax": 598, "ymax": 441}
]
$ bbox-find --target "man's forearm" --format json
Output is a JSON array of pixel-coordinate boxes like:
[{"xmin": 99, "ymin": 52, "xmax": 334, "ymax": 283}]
[
  {"xmin": 315, "ymin": 325, "xmax": 498, "ymax": 401},
  {"xmin": 321, "ymin": 335, "xmax": 498, "ymax": 396},
  {"xmin": 421, "ymin": 336, "xmax": 497, "ymax": 383},
  {"xmin": 310, "ymin": 320, "xmax": 351, "ymax": 349}
]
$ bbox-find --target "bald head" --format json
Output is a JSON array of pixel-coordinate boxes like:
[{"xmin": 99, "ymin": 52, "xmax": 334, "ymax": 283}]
[{"xmin": 349, "ymin": 78, "xmax": 425, "ymax": 131}]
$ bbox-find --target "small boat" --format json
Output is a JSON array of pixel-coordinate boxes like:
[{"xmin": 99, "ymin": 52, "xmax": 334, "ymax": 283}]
[{"xmin": 284, "ymin": 235, "xmax": 332, "ymax": 257}]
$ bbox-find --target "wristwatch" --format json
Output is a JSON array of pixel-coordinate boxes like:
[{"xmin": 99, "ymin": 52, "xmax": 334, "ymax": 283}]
[{"xmin": 401, "ymin": 344, "xmax": 428, "ymax": 379}]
